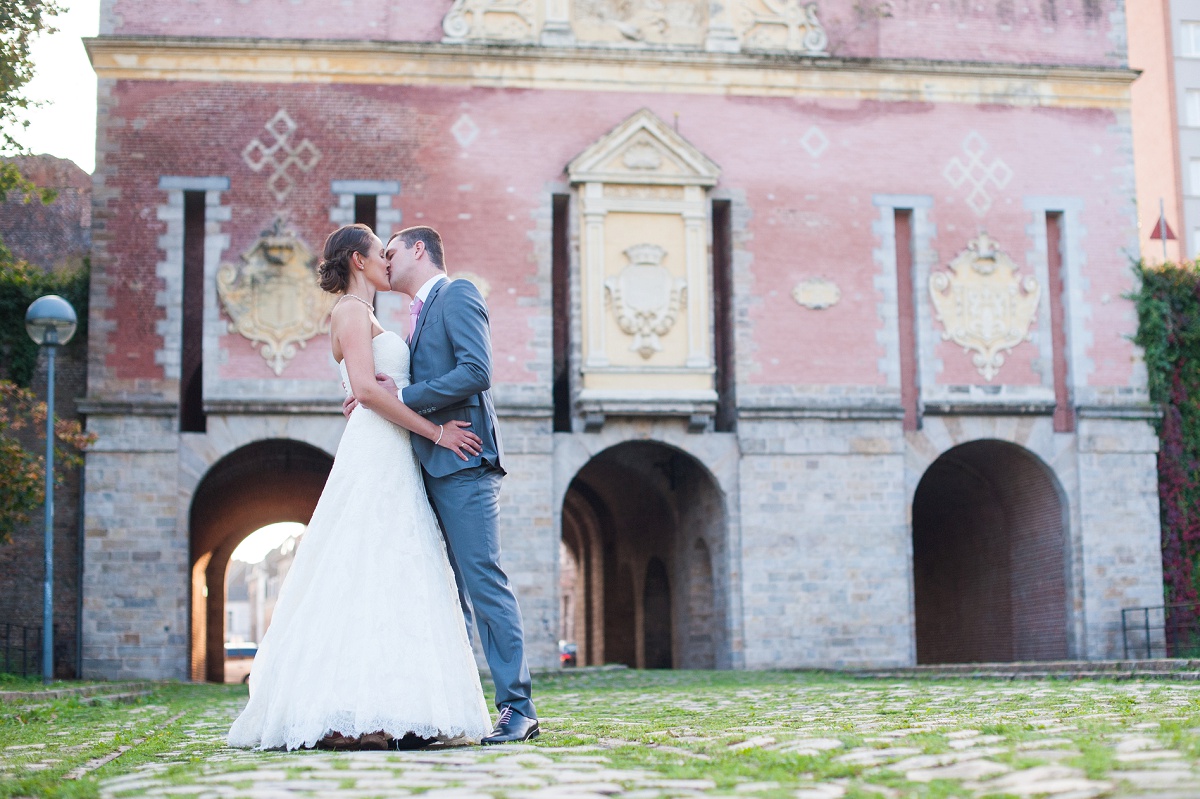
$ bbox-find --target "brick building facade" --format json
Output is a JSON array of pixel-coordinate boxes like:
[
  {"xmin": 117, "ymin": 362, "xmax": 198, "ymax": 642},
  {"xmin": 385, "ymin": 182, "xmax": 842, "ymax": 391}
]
[{"xmin": 79, "ymin": 0, "xmax": 1163, "ymax": 679}]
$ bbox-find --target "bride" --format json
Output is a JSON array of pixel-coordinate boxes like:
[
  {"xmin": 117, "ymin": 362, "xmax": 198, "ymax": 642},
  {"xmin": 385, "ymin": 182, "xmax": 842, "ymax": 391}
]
[{"xmin": 227, "ymin": 223, "xmax": 493, "ymax": 751}]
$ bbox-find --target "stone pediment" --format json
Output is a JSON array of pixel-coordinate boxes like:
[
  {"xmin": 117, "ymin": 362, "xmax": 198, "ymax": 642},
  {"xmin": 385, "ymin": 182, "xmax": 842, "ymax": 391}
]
[{"xmin": 567, "ymin": 109, "xmax": 720, "ymax": 187}]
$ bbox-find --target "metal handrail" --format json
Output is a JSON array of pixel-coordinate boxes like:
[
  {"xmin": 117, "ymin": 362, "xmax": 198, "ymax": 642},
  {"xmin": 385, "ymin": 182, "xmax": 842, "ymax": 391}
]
[{"xmin": 1121, "ymin": 602, "xmax": 1200, "ymax": 659}]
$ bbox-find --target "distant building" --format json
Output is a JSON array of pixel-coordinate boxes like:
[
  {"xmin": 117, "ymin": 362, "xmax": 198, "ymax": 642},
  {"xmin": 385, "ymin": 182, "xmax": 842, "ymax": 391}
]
[
  {"xmin": 224, "ymin": 559, "xmax": 251, "ymax": 644},
  {"xmin": 0, "ymin": 155, "xmax": 91, "ymax": 272},
  {"xmin": 82, "ymin": 0, "xmax": 1164, "ymax": 680},
  {"xmin": 1128, "ymin": 0, "xmax": 1185, "ymax": 263}
]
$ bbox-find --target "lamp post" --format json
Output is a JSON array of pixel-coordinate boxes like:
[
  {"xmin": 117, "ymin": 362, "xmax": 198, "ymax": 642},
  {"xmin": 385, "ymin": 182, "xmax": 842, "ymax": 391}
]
[{"xmin": 25, "ymin": 295, "xmax": 77, "ymax": 684}]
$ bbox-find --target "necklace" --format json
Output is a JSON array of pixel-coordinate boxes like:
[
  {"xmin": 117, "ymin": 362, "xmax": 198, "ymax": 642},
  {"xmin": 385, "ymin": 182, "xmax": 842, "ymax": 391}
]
[{"xmin": 339, "ymin": 293, "xmax": 374, "ymax": 312}]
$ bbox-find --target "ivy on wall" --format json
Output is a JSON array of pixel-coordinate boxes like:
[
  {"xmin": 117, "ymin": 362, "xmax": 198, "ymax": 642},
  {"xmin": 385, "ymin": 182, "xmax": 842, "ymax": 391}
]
[
  {"xmin": 0, "ymin": 246, "xmax": 92, "ymax": 544},
  {"xmin": 1133, "ymin": 260, "xmax": 1200, "ymax": 611},
  {"xmin": 0, "ymin": 246, "xmax": 88, "ymax": 387}
]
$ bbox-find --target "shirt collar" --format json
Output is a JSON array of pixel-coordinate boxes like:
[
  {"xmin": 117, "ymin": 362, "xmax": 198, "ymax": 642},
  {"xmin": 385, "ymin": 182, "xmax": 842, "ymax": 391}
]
[{"xmin": 415, "ymin": 274, "xmax": 448, "ymax": 304}]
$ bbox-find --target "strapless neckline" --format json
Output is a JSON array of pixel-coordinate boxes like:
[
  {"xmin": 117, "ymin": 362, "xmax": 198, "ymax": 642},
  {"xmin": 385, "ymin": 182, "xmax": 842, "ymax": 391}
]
[{"xmin": 336, "ymin": 329, "xmax": 404, "ymax": 367}]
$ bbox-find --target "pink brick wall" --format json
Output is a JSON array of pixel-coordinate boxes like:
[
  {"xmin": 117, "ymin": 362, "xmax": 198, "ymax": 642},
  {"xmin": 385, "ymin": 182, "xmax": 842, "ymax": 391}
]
[
  {"xmin": 104, "ymin": 0, "xmax": 1123, "ymax": 67},
  {"xmin": 91, "ymin": 80, "xmax": 1138, "ymax": 398}
]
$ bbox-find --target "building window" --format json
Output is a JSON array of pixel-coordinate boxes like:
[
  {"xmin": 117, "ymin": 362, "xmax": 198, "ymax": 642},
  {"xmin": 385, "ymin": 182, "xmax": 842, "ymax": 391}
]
[
  {"xmin": 1190, "ymin": 160, "xmax": 1200, "ymax": 195},
  {"xmin": 1188, "ymin": 91, "xmax": 1200, "ymax": 126},
  {"xmin": 1183, "ymin": 22, "xmax": 1200, "ymax": 56}
]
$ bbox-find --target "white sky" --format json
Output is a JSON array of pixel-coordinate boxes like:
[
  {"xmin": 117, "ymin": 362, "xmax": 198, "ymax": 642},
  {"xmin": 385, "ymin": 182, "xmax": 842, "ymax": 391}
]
[
  {"xmin": 12, "ymin": 0, "xmax": 101, "ymax": 173},
  {"xmin": 231, "ymin": 522, "xmax": 306, "ymax": 564}
]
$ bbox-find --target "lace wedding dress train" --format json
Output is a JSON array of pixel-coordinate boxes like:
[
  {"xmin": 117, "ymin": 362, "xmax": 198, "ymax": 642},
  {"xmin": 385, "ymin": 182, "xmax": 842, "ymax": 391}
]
[{"xmin": 228, "ymin": 331, "xmax": 491, "ymax": 751}]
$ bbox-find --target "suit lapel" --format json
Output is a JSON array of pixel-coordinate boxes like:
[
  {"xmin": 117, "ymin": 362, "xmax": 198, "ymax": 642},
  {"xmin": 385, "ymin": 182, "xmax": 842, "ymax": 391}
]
[{"xmin": 408, "ymin": 277, "xmax": 448, "ymax": 354}]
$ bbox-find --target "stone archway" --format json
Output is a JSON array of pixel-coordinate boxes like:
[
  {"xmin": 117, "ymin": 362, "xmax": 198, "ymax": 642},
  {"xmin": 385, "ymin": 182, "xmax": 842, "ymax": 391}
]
[
  {"xmin": 559, "ymin": 441, "xmax": 727, "ymax": 669},
  {"xmin": 912, "ymin": 439, "xmax": 1069, "ymax": 664},
  {"xmin": 188, "ymin": 439, "xmax": 332, "ymax": 682}
]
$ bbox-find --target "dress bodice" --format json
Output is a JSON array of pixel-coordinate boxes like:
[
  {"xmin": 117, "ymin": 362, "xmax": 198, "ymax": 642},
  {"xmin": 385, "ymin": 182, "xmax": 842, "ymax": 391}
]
[{"xmin": 338, "ymin": 330, "xmax": 410, "ymax": 397}]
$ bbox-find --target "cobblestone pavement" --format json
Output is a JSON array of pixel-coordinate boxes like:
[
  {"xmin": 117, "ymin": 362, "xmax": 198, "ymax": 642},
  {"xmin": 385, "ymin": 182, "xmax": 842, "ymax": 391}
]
[{"xmin": 6, "ymin": 672, "xmax": 1200, "ymax": 798}]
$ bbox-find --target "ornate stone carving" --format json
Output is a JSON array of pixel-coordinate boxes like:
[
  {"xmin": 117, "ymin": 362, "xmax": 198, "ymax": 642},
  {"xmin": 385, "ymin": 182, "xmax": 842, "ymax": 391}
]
[
  {"xmin": 442, "ymin": 0, "xmax": 538, "ymax": 42},
  {"xmin": 604, "ymin": 244, "xmax": 687, "ymax": 359},
  {"xmin": 929, "ymin": 233, "xmax": 1040, "ymax": 381},
  {"xmin": 216, "ymin": 219, "xmax": 336, "ymax": 376},
  {"xmin": 241, "ymin": 109, "xmax": 322, "ymax": 204},
  {"xmin": 737, "ymin": 0, "xmax": 828, "ymax": 54},
  {"xmin": 792, "ymin": 277, "xmax": 840, "ymax": 309},
  {"xmin": 572, "ymin": 0, "xmax": 707, "ymax": 46}
]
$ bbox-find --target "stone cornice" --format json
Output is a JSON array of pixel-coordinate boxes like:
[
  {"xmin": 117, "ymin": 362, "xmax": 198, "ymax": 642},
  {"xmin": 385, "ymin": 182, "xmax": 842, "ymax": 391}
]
[{"xmin": 84, "ymin": 36, "xmax": 1137, "ymax": 110}]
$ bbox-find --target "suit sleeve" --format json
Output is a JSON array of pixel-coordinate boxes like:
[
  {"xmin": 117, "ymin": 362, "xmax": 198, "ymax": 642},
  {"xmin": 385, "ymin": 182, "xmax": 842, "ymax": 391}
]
[{"xmin": 402, "ymin": 280, "xmax": 493, "ymax": 414}]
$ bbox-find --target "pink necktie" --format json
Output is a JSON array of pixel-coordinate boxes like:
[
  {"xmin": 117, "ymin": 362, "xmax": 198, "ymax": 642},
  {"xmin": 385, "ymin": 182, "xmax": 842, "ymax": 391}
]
[{"xmin": 408, "ymin": 297, "xmax": 424, "ymax": 343}]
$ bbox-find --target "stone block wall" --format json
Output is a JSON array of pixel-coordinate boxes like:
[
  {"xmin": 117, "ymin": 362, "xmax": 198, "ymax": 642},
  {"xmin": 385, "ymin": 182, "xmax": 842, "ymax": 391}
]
[
  {"xmin": 81, "ymin": 418, "xmax": 189, "ymax": 679},
  {"xmin": 737, "ymin": 418, "xmax": 913, "ymax": 669}
]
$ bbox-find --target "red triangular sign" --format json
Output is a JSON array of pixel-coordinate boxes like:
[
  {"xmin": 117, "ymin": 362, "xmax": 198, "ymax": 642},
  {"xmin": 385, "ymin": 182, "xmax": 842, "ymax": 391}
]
[{"xmin": 1150, "ymin": 214, "xmax": 1177, "ymax": 241}]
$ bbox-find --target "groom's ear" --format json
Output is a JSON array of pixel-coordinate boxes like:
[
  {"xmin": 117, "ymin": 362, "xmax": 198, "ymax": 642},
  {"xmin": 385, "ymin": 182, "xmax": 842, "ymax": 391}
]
[{"xmin": 413, "ymin": 240, "xmax": 426, "ymax": 260}]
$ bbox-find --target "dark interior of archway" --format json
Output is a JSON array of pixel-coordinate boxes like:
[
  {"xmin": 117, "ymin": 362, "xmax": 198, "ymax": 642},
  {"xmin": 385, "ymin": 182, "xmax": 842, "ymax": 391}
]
[
  {"xmin": 561, "ymin": 442, "xmax": 725, "ymax": 669},
  {"xmin": 643, "ymin": 557, "xmax": 673, "ymax": 668},
  {"xmin": 189, "ymin": 439, "xmax": 333, "ymax": 682},
  {"xmin": 912, "ymin": 440, "xmax": 1068, "ymax": 664}
]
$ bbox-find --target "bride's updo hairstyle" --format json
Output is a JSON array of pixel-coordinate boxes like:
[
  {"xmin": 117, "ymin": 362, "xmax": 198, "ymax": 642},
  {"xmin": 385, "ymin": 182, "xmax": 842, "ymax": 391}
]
[{"xmin": 318, "ymin": 223, "xmax": 374, "ymax": 294}]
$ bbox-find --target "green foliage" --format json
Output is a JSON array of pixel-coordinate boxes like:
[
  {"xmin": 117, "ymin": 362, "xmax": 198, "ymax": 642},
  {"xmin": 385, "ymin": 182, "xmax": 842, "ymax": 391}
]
[
  {"xmin": 0, "ymin": 0, "xmax": 63, "ymax": 157},
  {"xmin": 0, "ymin": 252, "xmax": 88, "ymax": 387},
  {"xmin": 0, "ymin": 0, "xmax": 63, "ymax": 207},
  {"xmin": 1132, "ymin": 260, "xmax": 1200, "ymax": 610},
  {"xmin": 0, "ymin": 379, "xmax": 93, "ymax": 545}
]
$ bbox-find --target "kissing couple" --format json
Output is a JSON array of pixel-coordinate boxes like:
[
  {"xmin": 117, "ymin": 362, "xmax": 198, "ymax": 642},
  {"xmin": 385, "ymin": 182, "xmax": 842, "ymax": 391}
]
[{"xmin": 228, "ymin": 224, "xmax": 539, "ymax": 751}]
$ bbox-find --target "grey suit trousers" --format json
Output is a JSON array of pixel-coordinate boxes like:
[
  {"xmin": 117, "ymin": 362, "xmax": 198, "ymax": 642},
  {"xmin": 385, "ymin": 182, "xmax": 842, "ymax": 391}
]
[{"xmin": 423, "ymin": 464, "xmax": 535, "ymax": 720}]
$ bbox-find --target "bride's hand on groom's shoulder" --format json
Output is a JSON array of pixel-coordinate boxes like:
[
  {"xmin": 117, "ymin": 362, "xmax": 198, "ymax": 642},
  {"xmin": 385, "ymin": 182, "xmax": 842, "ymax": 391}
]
[{"xmin": 438, "ymin": 420, "xmax": 483, "ymax": 461}]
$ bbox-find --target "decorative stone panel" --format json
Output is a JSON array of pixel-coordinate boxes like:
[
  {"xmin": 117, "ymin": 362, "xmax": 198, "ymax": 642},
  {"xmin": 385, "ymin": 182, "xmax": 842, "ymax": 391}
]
[
  {"xmin": 440, "ymin": 0, "xmax": 828, "ymax": 54},
  {"xmin": 567, "ymin": 109, "xmax": 720, "ymax": 423}
]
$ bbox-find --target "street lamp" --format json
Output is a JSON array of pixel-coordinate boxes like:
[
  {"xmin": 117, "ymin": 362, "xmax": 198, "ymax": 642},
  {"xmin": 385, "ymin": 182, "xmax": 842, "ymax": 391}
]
[{"xmin": 25, "ymin": 295, "xmax": 77, "ymax": 684}]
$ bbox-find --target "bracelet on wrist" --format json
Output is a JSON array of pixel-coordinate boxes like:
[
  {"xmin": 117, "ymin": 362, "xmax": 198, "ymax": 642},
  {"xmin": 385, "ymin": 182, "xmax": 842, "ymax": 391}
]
[{"xmin": 435, "ymin": 424, "xmax": 444, "ymax": 446}]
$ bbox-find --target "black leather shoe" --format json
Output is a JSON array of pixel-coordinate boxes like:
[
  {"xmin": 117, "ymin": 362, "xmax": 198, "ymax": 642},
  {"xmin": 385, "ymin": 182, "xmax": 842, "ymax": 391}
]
[{"xmin": 480, "ymin": 707, "xmax": 539, "ymax": 745}]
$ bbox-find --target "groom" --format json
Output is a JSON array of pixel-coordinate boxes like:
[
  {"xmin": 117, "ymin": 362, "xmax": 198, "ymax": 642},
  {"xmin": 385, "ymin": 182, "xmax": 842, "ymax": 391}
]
[{"xmin": 346, "ymin": 225, "xmax": 538, "ymax": 745}]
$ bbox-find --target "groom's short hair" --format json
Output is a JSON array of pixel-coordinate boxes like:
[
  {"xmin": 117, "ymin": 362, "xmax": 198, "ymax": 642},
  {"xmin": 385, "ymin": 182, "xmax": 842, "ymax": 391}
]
[{"xmin": 391, "ymin": 226, "xmax": 445, "ymax": 270}]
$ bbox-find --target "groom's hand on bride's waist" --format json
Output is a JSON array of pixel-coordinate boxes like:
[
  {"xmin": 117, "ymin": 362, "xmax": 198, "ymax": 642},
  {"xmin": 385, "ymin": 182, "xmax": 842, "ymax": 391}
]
[
  {"xmin": 341, "ymin": 374, "xmax": 396, "ymax": 419},
  {"xmin": 376, "ymin": 372, "xmax": 399, "ymax": 397}
]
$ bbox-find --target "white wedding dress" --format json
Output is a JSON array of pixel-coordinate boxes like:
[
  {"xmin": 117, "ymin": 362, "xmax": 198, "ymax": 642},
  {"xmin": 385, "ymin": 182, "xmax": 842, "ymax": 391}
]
[{"xmin": 228, "ymin": 330, "xmax": 492, "ymax": 751}]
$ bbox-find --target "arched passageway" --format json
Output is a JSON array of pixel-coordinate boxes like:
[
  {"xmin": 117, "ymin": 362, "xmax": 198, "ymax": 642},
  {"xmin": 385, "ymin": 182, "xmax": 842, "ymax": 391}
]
[
  {"xmin": 189, "ymin": 439, "xmax": 332, "ymax": 682},
  {"xmin": 560, "ymin": 441, "xmax": 727, "ymax": 669},
  {"xmin": 912, "ymin": 440, "xmax": 1069, "ymax": 664}
]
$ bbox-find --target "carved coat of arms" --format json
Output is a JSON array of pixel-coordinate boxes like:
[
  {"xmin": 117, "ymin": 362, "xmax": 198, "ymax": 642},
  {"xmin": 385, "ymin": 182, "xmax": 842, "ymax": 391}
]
[
  {"xmin": 216, "ymin": 219, "xmax": 337, "ymax": 375},
  {"xmin": 929, "ymin": 233, "xmax": 1040, "ymax": 381},
  {"xmin": 604, "ymin": 243, "xmax": 687, "ymax": 359}
]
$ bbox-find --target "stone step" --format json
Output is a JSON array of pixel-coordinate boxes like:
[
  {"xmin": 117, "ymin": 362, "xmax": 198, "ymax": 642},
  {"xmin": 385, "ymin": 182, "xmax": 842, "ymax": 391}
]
[
  {"xmin": 0, "ymin": 681, "xmax": 157, "ymax": 705},
  {"xmin": 851, "ymin": 659, "xmax": 1200, "ymax": 681}
]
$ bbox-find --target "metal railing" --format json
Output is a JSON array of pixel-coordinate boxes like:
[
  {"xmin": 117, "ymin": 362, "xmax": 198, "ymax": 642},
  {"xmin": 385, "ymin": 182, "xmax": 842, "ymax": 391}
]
[
  {"xmin": 0, "ymin": 623, "xmax": 76, "ymax": 679},
  {"xmin": 0, "ymin": 623, "xmax": 42, "ymax": 677},
  {"xmin": 1122, "ymin": 602, "xmax": 1200, "ymax": 659}
]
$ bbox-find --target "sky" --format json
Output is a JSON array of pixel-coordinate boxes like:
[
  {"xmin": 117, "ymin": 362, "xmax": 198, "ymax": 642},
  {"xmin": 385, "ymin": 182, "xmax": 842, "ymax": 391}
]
[
  {"xmin": 13, "ymin": 0, "xmax": 102, "ymax": 173},
  {"xmin": 231, "ymin": 522, "xmax": 306, "ymax": 564}
]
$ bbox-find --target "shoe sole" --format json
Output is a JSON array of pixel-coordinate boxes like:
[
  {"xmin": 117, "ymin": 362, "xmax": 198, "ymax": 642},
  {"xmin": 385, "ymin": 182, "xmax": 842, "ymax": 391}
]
[{"xmin": 481, "ymin": 727, "xmax": 540, "ymax": 745}]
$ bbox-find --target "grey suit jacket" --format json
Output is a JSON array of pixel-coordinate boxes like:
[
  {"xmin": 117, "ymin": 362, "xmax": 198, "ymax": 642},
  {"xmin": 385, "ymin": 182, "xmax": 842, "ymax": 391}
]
[{"xmin": 402, "ymin": 277, "xmax": 504, "ymax": 478}]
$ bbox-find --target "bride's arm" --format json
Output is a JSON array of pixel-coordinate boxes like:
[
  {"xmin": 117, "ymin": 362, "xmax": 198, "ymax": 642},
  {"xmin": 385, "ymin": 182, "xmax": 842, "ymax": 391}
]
[{"xmin": 334, "ymin": 302, "xmax": 482, "ymax": 459}]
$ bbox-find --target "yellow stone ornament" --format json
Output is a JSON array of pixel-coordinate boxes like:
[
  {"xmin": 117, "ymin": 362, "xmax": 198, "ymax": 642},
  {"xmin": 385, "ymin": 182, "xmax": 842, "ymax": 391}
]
[
  {"xmin": 929, "ymin": 233, "xmax": 1040, "ymax": 382},
  {"xmin": 216, "ymin": 219, "xmax": 337, "ymax": 376}
]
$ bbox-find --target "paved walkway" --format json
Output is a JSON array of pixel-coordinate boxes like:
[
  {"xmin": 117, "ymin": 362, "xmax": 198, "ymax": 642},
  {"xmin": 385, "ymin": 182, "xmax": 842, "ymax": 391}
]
[{"xmin": 5, "ymin": 673, "xmax": 1200, "ymax": 797}]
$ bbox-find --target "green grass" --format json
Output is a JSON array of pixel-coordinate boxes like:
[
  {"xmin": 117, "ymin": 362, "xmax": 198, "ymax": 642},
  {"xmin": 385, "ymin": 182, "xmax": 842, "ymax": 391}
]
[{"xmin": 2, "ymin": 671, "xmax": 1200, "ymax": 797}]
